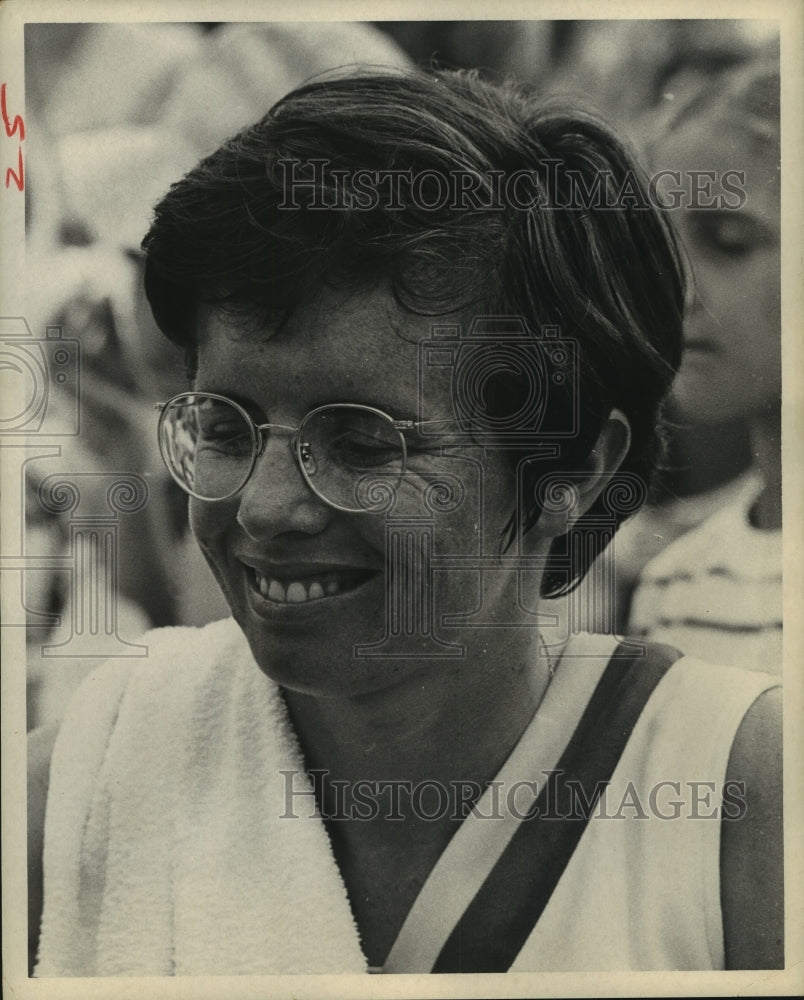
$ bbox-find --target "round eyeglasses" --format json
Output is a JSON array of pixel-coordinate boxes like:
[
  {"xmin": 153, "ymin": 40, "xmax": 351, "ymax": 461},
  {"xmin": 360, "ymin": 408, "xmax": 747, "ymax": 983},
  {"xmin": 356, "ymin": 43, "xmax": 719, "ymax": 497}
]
[{"xmin": 156, "ymin": 392, "xmax": 415, "ymax": 513}]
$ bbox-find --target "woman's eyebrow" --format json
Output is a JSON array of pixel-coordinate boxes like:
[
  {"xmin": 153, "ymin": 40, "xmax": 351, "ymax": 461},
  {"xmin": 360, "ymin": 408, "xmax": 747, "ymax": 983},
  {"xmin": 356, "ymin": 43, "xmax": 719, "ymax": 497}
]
[{"xmin": 186, "ymin": 384, "xmax": 450, "ymax": 428}]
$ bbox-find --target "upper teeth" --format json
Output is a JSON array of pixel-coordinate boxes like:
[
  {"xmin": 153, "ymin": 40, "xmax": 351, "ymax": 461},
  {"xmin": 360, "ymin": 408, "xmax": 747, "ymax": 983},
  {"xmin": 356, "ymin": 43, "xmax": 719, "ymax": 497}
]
[{"xmin": 255, "ymin": 572, "xmax": 341, "ymax": 603}]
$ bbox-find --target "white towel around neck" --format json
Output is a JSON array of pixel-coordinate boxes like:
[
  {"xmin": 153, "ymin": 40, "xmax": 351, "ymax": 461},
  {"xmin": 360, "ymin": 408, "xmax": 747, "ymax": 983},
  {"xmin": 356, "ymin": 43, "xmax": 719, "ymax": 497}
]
[{"xmin": 36, "ymin": 617, "xmax": 367, "ymax": 976}]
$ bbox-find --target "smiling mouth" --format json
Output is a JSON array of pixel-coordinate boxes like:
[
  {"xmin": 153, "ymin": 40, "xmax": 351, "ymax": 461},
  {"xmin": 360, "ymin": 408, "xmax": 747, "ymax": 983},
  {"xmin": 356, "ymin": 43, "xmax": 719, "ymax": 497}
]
[{"xmin": 249, "ymin": 567, "xmax": 378, "ymax": 605}]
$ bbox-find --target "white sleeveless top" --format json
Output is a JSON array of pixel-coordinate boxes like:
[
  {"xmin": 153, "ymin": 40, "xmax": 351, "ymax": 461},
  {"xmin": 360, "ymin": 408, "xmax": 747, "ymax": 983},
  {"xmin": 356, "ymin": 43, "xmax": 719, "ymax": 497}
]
[{"xmin": 36, "ymin": 619, "xmax": 778, "ymax": 976}]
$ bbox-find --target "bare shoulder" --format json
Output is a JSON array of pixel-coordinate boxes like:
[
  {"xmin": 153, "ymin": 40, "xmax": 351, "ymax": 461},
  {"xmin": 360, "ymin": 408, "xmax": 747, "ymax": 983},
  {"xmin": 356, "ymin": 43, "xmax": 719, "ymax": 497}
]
[{"xmin": 720, "ymin": 685, "xmax": 783, "ymax": 969}]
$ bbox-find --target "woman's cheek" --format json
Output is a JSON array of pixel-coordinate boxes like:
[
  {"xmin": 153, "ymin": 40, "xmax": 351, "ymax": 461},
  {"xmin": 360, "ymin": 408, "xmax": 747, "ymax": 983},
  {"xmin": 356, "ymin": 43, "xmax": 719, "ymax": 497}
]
[{"xmin": 188, "ymin": 496, "xmax": 234, "ymax": 544}]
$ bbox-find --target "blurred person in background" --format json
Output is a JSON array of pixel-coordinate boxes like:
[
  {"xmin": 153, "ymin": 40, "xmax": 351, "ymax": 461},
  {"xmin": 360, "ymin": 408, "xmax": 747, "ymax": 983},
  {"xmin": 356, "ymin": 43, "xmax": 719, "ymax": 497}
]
[
  {"xmin": 513, "ymin": 20, "xmax": 778, "ymax": 635},
  {"xmin": 625, "ymin": 49, "xmax": 782, "ymax": 670}
]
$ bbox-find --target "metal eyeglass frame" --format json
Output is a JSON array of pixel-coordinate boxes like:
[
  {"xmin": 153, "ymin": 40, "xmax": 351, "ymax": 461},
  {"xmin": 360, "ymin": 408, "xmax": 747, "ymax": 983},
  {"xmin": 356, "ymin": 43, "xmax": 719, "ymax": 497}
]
[{"xmin": 155, "ymin": 391, "xmax": 431, "ymax": 513}]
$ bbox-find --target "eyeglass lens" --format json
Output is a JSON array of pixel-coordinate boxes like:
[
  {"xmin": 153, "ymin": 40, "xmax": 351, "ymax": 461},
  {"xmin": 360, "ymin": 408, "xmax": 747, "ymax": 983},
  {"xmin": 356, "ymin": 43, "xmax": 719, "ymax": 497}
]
[{"xmin": 158, "ymin": 395, "xmax": 407, "ymax": 511}]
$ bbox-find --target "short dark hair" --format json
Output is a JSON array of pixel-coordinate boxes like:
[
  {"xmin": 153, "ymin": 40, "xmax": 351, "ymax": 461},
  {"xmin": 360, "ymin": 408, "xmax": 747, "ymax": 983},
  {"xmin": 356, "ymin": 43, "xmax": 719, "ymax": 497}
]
[{"xmin": 142, "ymin": 68, "xmax": 685, "ymax": 597}]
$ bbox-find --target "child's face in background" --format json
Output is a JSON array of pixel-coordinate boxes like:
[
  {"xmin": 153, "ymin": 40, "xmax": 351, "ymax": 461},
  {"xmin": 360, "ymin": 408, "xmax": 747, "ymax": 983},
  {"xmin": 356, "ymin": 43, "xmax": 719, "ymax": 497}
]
[{"xmin": 657, "ymin": 114, "xmax": 781, "ymax": 425}]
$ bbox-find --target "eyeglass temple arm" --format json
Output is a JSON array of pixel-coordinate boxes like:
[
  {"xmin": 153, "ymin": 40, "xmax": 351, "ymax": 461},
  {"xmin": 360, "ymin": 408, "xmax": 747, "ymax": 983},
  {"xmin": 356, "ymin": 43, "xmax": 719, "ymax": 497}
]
[{"xmin": 393, "ymin": 418, "xmax": 457, "ymax": 431}]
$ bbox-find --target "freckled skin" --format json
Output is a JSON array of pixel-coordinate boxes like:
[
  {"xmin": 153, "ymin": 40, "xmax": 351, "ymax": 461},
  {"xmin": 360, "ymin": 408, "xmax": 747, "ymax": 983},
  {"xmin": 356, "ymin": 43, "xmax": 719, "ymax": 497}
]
[{"xmin": 190, "ymin": 287, "xmax": 543, "ymax": 700}]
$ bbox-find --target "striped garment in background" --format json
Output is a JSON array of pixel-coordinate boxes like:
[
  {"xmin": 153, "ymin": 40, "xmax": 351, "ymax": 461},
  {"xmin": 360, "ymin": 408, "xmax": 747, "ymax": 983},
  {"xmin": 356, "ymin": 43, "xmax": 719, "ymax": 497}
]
[{"xmin": 628, "ymin": 474, "xmax": 782, "ymax": 674}]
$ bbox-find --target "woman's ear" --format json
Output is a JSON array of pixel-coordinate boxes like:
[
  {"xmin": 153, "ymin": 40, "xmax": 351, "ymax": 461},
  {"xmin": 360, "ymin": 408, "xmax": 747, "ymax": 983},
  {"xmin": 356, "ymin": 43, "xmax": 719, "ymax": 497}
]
[{"xmin": 530, "ymin": 408, "xmax": 632, "ymax": 539}]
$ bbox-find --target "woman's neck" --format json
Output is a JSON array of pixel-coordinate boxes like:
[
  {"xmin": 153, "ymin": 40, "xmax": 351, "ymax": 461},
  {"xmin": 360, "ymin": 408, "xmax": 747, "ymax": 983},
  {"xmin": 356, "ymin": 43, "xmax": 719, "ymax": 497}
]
[
  {"xmin": 280, "ymin": 628, "xmax": 555, "ymax": 968},
  {"xmin": 281, "ymin": 628, "xmax": 550, "ymax": 815}
]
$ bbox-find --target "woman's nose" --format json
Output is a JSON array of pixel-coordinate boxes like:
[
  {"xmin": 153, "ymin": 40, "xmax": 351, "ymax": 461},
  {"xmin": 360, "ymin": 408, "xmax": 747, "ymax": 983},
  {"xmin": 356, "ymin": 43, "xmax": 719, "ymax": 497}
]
[{"xmin": 235, "ymin": 435, "xmax": 330, "ymax": 539}]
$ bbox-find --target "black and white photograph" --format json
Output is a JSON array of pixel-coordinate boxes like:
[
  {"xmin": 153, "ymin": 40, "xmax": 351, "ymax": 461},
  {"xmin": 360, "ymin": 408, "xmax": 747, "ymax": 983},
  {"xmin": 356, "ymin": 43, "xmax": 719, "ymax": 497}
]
[{"xmin": 1, "ymin": 1, "xmax": 802, "ymax": 997}]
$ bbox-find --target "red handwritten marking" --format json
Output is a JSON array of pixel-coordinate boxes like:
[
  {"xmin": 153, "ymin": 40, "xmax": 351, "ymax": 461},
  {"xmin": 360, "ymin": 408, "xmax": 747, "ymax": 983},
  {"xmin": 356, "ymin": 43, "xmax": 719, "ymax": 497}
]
[
  {"xmin": 1, "ymin": 83, "xmax": 25, "ymax": 190},
  {"xmin": 6, "ymin": 145, "xmax": 23, "ymax": 191},
  {"xmin": 1, "ymin": 83, "xmax": 25, "ymax": 140}
]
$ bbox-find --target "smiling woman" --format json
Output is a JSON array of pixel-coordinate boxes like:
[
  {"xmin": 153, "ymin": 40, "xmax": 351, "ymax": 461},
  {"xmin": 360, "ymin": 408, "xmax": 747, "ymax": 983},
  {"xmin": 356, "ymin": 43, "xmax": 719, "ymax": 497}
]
[{"xmin": 31, "ymin": 68, "xmax": 782, "ymax": 976}]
